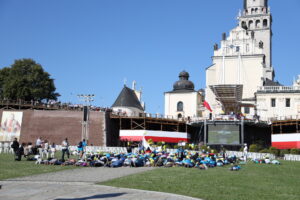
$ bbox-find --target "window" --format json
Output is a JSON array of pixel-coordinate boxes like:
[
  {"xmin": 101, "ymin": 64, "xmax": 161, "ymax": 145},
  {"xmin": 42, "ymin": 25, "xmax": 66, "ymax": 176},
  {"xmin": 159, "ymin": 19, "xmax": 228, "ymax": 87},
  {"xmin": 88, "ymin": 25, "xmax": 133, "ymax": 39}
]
[
  {"xmin": 177, "ymin": 101, "xmax": 183, "ymax": 111},
  {"xmin": 271, "ymin": 98, "xmax": 276, "ymax": 107},
  {"xmin": 286, "ymin": 98, "xmax": 291, "ymax": 107},
  {"xmin": 249, "ymin": 20, "xmax": 253, "ymax": 29},
  {"xmin": 244, "ymin": 107, "xmax": 250, "ymax": 114},
  {"xmin": 256, "ymin": 20, "xmax": 261, "ymax": 28},
  {"xmin": 236, "ymin": 46, "xmax": 240, "ymax": 52},
  {"xmin": 246, "ymin": 44, "xmax": 250, "ymax": 52},
  {"xmin": 178, "ymin": 114, "xmax": 182, "ymax": 119},
  {"xmin": 263, "ymin": 19, "xmax": 268, "ymax": 27}
]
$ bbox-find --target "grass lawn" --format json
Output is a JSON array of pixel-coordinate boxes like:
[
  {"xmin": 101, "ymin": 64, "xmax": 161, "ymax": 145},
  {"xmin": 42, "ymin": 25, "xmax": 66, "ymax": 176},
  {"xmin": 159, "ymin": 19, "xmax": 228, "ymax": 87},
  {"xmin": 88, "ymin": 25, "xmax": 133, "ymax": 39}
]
[
  {"xmin": 101, "ymin": 161, "xmax": 300, "ymax": 200},
  {"xmin": 0, "ymin": 153, "xmax": 77, "ymax": 180}
]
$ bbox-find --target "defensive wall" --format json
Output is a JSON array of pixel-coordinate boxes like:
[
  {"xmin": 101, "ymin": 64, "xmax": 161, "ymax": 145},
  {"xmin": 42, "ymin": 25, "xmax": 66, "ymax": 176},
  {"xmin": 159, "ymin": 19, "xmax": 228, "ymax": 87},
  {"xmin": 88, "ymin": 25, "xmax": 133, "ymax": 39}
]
[{"xmin": 0, "ymin": 110, "xmax": 107, "ymax": 146}]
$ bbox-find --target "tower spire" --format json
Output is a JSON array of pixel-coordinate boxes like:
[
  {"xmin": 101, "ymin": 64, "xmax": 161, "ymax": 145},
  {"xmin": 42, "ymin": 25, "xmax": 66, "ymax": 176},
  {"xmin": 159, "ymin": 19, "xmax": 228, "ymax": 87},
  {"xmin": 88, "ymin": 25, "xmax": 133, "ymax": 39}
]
[{"xmin": 243, "ymin": 0, "xmax": 269, "ymax": 15}]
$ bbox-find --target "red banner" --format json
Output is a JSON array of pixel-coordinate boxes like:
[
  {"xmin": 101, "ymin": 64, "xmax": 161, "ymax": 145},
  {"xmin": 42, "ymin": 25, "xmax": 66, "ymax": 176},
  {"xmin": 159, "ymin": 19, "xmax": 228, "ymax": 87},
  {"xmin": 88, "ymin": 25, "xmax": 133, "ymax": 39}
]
[{"xmin": 203, "ymin": 101, "xmax": 212, "ymax": 112}]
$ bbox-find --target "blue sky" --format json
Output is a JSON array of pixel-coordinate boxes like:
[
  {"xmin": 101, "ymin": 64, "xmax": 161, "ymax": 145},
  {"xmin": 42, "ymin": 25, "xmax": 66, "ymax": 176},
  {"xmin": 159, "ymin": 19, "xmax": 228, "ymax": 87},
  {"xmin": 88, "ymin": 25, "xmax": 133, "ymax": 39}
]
[{"xmin": 0, "ymin": 0, "xmax": 299, "ymax": 114}]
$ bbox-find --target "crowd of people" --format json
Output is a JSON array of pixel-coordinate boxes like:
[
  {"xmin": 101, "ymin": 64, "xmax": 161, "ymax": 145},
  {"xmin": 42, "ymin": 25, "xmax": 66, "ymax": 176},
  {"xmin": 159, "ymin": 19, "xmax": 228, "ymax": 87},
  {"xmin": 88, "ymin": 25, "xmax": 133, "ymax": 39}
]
[
  {"xmin": 10, "ymin": 137, "xmax": 58, "ymax": 161},
  {"xmin": 10, "ymin": 138, "xmax": 280, "ymax": 171},
  {"xmin": 33, "ymin": 146, "xmax": 244, "ymax": 170}
]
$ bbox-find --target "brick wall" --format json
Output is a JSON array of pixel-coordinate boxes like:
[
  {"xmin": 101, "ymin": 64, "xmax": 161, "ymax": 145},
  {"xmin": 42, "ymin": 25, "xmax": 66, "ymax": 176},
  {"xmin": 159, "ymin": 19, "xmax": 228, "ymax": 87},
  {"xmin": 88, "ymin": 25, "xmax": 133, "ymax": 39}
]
[{"xmin": 0, "ymin": 110, "xmax": 106, "ymax": 146}]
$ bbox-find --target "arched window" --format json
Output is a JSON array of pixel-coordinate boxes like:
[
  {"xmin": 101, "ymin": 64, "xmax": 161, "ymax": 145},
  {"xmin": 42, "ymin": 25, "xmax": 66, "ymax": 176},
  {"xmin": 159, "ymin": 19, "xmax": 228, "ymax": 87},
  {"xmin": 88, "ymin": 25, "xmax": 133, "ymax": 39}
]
[
  {"xmin": 263, "ymin": 19, "xmax": 268, "ymax": 27},
  {"xmin": 178, "ymin": 114, "xmax": 182, "ymax": 119},
  {"xmin": 249, "ymin": 20, "xmax": 253, "ymax": 29},
  {"xmin": 177, "ymin": 101, "xmax": 183, "ymax": 112},
  {"xmin": 251, "ymin": 8, "xmax": 254, "ymax": 14},
  {"xmin": 256, "ymin": 20, "xmax": 261, "ymax": 28},
  {"xmin": 255, "ymin": 8, "xmax": 258, "ymax": 13},
  {"xmin": 241, "ymin": 21, "xmax": 246, "ymax": 29}
]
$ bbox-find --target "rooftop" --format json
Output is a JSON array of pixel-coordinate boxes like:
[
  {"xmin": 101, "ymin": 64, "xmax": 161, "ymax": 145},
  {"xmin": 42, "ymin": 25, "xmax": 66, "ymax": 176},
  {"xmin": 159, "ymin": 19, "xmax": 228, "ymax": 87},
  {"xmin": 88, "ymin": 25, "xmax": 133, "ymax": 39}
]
[
  {"xmin": 257, "ymin": 86, "xmax": 300, "ymax": 94},
  {"xmin": 112, "ymin": 86, "xmax": 144, "ymax": 110}
]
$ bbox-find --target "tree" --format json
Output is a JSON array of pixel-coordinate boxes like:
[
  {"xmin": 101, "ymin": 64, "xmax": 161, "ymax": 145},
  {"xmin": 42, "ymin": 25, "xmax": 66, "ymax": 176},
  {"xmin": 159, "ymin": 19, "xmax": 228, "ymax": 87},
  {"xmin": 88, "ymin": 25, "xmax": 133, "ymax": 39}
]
[{"xmin": 0, "ymin": 58, "xmax": 60, "ymax": 101}]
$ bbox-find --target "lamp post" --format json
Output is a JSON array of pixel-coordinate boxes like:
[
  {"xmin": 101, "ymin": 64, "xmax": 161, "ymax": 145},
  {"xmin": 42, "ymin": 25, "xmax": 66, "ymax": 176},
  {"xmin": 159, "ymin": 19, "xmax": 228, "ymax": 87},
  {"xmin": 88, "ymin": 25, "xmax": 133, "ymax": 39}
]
[{"xmin": 77, "ymin": 94, "xmax": 95, "ymax": 142}]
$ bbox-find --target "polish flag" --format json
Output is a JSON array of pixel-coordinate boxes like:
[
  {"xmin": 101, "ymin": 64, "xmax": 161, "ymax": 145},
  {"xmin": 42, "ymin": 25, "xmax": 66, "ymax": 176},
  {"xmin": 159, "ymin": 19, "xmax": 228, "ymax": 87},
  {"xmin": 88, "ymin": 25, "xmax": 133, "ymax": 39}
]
[{"xmin": 203, "ymin": 101, "xmax": 213, "ymax": 112}]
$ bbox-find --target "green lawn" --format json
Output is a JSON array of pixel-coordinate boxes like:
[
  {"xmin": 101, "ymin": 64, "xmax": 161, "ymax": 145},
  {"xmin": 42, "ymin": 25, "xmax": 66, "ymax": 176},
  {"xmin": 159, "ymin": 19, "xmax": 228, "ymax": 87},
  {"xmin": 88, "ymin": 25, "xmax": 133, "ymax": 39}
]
[
  {"xmin": 0, "ymin": 153, "xmax": 76, "ymax": 180},
  {"xmin": 101, "ymin": 161, "xmax": 300, "ymax": 200}
]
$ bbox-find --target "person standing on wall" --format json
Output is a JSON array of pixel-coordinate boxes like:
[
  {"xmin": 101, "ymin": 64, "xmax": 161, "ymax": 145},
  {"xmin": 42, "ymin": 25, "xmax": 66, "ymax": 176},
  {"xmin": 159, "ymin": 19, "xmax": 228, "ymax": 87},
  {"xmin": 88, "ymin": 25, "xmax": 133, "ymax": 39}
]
[{"xmin": 61, "ymin": 138, "xmax": 70, "ymax": 161}]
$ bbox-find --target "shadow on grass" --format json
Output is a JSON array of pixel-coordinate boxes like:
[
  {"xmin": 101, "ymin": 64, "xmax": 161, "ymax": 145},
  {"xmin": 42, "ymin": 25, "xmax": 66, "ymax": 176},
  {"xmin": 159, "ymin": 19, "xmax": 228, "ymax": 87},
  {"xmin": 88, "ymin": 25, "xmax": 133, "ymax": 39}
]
[{"xmin": 54, "ymin": 192, "xmax": 127, "ymax": 200}]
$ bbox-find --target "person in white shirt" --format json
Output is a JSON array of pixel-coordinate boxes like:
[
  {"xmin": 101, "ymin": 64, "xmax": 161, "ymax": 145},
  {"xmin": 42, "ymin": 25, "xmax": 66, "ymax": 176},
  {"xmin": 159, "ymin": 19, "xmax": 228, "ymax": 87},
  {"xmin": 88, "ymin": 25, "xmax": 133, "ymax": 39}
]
[
  {"xmin": 36, "ymin": 137, "xmax": 42, "ymax": 147},
  {"xmin": 36, "ymin": 137, "xmax": 43, "ymax": 157},
  {"xmin": 43, "ymin": 140, "xmax": 49, "ymax": 159},
  {"xmin": 243, "ymin": 143, "xmax": 248, "ymax": 161},
  {"xmin": 50, "ymin": 143, "xmax": 56, "ymax": 158}
]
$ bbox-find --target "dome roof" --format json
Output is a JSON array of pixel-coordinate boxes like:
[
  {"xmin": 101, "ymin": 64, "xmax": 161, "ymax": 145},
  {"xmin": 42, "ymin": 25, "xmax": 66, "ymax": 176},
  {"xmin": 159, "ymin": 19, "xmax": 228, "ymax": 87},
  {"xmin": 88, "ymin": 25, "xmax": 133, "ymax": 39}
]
[
  {"xmin": 179, "ymin": 71, "xmax": 190, "ymax": 78},
  {"xmin": 173, "ymin": 71, "xmax": 195, "ymax": 91}
]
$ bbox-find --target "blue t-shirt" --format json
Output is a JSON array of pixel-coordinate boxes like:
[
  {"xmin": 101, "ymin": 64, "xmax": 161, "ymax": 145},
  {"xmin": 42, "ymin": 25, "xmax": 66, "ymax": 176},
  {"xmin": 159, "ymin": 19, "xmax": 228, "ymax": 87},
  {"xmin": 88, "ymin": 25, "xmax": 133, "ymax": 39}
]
[{"xmin": 82, "ymin": 141, "xmax": 87, "ymax": 147}]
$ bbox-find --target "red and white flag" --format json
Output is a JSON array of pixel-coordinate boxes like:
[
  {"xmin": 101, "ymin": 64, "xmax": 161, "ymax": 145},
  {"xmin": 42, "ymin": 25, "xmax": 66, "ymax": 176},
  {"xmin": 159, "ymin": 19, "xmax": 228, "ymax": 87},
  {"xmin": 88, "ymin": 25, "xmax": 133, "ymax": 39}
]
[{"xmin": 203, "ymin": 101, "xmax": 213, "ymax": 112}]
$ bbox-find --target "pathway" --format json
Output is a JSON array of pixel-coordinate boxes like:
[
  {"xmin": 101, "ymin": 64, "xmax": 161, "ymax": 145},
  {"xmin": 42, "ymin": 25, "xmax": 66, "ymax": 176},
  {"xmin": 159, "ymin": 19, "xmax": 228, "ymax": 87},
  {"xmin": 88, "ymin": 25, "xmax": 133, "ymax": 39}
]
[{"xmin": 0, "ymin": 167, "xmax": 200, "ymax": 200}]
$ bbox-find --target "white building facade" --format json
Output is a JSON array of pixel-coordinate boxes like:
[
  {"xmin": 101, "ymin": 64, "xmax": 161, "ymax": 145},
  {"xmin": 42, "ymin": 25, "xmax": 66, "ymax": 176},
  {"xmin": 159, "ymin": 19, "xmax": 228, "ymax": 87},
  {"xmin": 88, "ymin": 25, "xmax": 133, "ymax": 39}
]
[
  {"xmin": 205, "ymin": 0, "xmax": 274, "ymax": 116},
  {"xmin": 164, "ymin": 71, "xmax": 203, "ymax": 119},
  {"xmin": 256, "ymin": 76, "xmax": 300, "ymax": 121}
]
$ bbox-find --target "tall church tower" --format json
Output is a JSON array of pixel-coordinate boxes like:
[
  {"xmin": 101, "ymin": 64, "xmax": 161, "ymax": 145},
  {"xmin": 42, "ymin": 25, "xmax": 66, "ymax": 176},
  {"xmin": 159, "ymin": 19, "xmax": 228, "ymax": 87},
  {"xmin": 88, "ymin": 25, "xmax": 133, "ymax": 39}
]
[
  {"xmin": 205, "ymin": 0, "xmax": 275, "ymax": 116},
  {"xmin": 240, "ymin": 0, "xmax": 273, "ymax": 80}
]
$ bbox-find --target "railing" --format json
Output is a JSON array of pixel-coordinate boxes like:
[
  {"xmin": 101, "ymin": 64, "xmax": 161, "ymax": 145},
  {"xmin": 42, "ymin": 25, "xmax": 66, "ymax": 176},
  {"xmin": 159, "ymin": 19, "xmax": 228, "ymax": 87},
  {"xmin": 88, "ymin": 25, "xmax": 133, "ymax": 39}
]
[
  {"xmin": 268, "ymin": 115, "xmax": 300, "ymax": 122},
  {"xmin": 258, "ymin": 86, "xmax": 300, "ymax": 92},
  {"xmin": 0, "ymin": 99, "xmax": 108, "ymax": 112},
  {"xmin": 284, "ymin": 154, "xmax": 300, "ymax": 161},
  {"xmin": 0, "ymin": 143, "xmax": 128, "ymax": 154},
  {"xmin": 226, "ymin": 151, "xmax": 276, "ymax": 160},
  {"xmin": 110, "ymin": 111, "xmax": 189, "ymax": 122}
]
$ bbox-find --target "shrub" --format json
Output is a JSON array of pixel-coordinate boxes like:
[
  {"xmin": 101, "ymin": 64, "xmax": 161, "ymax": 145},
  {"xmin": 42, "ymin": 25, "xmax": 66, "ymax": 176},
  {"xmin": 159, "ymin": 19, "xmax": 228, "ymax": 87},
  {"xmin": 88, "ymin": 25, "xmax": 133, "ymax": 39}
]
[
  {"xmin": 173, "ymin": 144, "xmax": 179, "ymax": 149},
  {"xmin": 147, "ymin": 139, "xmax": 153, "ymax": 145},
  {"xmin": 259, "ymin": 149, "xmax": 269, "ymax": 153},
  {"xmin": 184, "ymin": 143, "xmax": 190, "ymax": 150},
  {"xmin": 290, "ymin": 148, "xmax": 300, "ymax": 155},
  {"xmin": 269, "ymin": 147, "xmax": 280, "ymax": 156},
  {"xmin": 211, "ymin": 149, "xmax": 219, "ymax": 153},
  {"xmin": 279, "ymin": 149, "xmax": 290, "ymax": 157},
  {"xmin": 200, "ymin": 145, "xmax": 208, "ymax": 152},
  {"xmin": 157, "ymin": 141, "xmax": 163, "ymax": 146},
  {"xmin": 249, "ymin": 144, "xmax": 262, "ymax": 152}
]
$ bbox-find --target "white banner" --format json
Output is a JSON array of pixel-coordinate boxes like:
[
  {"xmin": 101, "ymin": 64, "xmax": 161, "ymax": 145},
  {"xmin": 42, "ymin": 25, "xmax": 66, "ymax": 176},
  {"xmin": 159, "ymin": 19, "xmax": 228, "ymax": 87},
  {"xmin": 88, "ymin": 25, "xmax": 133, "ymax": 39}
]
[{"xmin": 0, "ymin": 111, "xmax": 23, "ymax": 142}]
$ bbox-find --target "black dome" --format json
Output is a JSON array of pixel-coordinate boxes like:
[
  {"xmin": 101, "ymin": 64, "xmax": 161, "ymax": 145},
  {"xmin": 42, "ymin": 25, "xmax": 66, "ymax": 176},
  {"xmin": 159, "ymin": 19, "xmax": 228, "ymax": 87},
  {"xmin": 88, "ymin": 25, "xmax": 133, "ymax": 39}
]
[
  {"xmin": 173, "ymin": 71, "xmax": 195, "ymax": 91},
  {"xmin": 179, "ymin": 71, "xmax": 190, "ymax": 78}
]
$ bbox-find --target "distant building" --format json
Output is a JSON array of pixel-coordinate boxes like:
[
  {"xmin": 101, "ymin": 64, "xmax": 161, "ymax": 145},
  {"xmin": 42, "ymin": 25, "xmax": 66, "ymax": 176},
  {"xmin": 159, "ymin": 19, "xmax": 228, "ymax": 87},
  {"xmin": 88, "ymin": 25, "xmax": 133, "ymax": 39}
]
[
  {"xmin": 111, "ymin": 83, "xmax": 144, "ymax": 117},
  {"xmin": 164, "ymin": 71, "xmax": 204, "ymax": 119},
  {"xmin": 204, "ymin": 0, "xmax": 300, "ymax": 121},
  {"xmin": 256, "ymin": 76, "xmax": 300, "ymax": 121}
]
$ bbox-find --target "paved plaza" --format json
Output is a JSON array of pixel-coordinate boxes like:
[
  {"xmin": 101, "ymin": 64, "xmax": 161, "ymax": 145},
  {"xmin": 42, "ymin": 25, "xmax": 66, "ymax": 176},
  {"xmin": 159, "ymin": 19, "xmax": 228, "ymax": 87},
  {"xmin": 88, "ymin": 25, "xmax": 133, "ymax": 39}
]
[{"xmin": 0, "ymin": 167, "xmax": 200, "ymax": 200}]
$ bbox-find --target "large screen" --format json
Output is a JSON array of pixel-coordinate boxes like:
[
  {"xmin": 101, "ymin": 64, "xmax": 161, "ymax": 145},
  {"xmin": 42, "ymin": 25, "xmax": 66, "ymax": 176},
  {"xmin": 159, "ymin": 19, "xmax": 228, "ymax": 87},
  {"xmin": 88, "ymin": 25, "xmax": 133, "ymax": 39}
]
[{"xmin": 207, "ymin": 124, "xmax": 240, "ymax": 145}]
